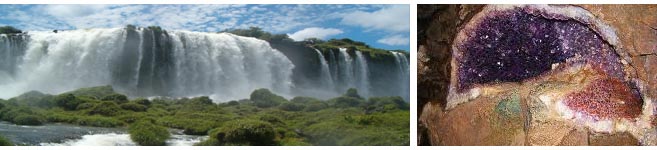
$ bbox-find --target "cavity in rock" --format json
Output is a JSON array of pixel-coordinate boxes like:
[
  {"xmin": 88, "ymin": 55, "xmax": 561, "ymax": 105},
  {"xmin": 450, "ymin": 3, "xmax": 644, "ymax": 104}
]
[{"xmin": 456, "ymin": 7, "xmax": 625, "ymax": 91}]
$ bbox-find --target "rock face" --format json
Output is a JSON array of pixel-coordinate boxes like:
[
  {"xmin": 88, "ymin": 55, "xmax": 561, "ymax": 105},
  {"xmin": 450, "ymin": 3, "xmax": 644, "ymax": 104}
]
[{"xmin": 418, "ymin": 4, "xmax": 657, "ymax": 146}]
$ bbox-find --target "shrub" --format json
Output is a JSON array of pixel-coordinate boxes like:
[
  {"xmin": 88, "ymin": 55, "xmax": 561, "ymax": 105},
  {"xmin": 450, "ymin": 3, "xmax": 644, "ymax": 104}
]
[
  {"xmin": 117, "ymin": 113, "xmax": 147, "ymax": 124},
  {"xmin": 290, "ymin": 96, "xmax": 321, "ymax": 104},
  {"xmin": 364, "ymin": 96, "xmax": 409, "ymax": 113},
  {"xmin": 101, "ymin": 94, "xmax": 129, "ymax": 104},
  {"xmin": 189, "ymin": 96, "xmax": 213, "ymax": 105},
  {"xmin": 120, "ymin": 103, "xmax": 147, "ymax": 112},
  {"xmin": 0, "ymin": 107, "xmax": 36, "ymax": 122},
  {"xmin": 65, "ymin": 85, "xmax": 116, "ymax": 99},
  {"xmin": 343, "ymin": 88, "xmax": 362, "ymax": 99},
  {"xmin": 54, "ymin": 94, "xmax": 85, "ymax": 110},
  {"xmin": 134, "ymin": 98, "xmax": 151, "ymax": 106},
  {"xmin": 13, "ymin": 91, "xmax": 55, "ymax": 108},
  {"xmin": 220, "ymin": 101, "xmax": 240, "ymax": 107},
  {"xmin": 250, "ymin": 88, "xmax": 287, "ymax": 108},
  {"xmin": 129, "ymin": 120, "xmax": 171, "ymax": 146},
  {"xmin": 74, "ymin": 116, "xmax": 123, "ymax": 127},
  {"xmin": 157, "ymin": 116, "xmax": 217, "ymax": 135},
  {"xmin": 0, "ymin": 134, "xmax": 12, "ymax": 146},
  {"xmin": 328, "ymin": 96, "xmax": 363, "ymax": 108},
  {"xmin": 76, "ymin": 102, "xmax": 96, "ymax": 110},
  {"xmin": 13, "ymin": 114, "xmax": 43, "ymax": 125},
  {"xmin": 88, "ymin": 101, "xmax": 121, "ymax": 116},
  {"xmin": 304, "ymin": 101, "xmax": 328, "ymax": 112},
  {"xmin": 182, "ymin": 124, "xmax": 215, "ymax": 135},
  {"xmin": 278, "ymin": 102, "xmax": 305, "ymax": 111},
  {"xmin": 206, "ymin": 119, "xmax": 276, "ymax": 146},
  {"xmin": 258, "ymin": 114, "xmax": 284, "ymax": 126}
]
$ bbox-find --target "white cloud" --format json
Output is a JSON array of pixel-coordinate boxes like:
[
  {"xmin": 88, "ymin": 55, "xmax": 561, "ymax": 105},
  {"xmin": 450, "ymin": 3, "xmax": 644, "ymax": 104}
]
[
  {"xmin": 340, "ymin": 5, "xmax": 409, "ymax": 33},
  {"xmin": 287, "ymin": 27, "xmax": 344, "ymax": 41},
  {"xmin": 377, "ymin": 34, "xmax": 409, "ymax": 46},
  {"xmin": 2, "ymin": 4, "xmax": 405, "ymax": 40},
  {"xmin": 41, "ymin": 5, "xmax": 110, "ymax": 18}
]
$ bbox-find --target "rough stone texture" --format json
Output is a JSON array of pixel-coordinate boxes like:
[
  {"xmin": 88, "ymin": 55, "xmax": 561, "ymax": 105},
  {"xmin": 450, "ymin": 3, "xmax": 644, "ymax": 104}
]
[
  {"xmin": 589, "ymin": 132, "xmax": 639, "ymax": 146},
  {"xmin": 420, "ymin": 91, "xmax": 525, "ymax": 145},
  {"xmin": 558, "ymin": 128, "xmax": 589, "ymax": 146},
  {"xmin": 528, "ymin": 120, "xmax": 573, "ymax": 146},
  {"xmin": 418, "ymin": 4, "xmax": 657, "ymax": 146},
  {"xmin": 579, "ymin": 5, "xmax": 657, "ymax": 56},
  {"xmin": 417, "ymin": 5, "xmax": 483, "ymax": 145}
]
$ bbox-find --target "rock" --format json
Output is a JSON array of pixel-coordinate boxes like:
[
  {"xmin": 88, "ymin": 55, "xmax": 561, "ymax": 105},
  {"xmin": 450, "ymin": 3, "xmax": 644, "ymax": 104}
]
[
  {"xmin": 558, "ymin": 128, "xmax": 589, "ymax": 146},
  {"xmin": 527, "ymin": 120, "xmax": 573, "ymax": 146},
  {"xmin": 589, "ymin": 132, "xmax": 639, "ymax": 146},
  {"xmin": 418, "ymin": 4, "xmax": 657, "ymax": 146},
  {"xmin": 645, "ymin": 55, "xmax": 657, "ymax": 97},
  {"xmin": 579, "ymin": 5, "xmax": 657, "ymax": 56}
]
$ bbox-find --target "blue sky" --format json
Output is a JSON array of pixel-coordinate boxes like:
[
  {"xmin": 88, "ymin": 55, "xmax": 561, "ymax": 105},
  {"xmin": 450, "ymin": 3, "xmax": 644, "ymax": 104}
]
[{"xmin": 0, "ymin": 4, "xmax": 409, "ymax": 51}]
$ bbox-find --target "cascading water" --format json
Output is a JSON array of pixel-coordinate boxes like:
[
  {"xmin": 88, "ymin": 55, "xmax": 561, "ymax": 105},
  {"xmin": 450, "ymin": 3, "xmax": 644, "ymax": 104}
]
[
  {"xmin": 0, "ymin": 34, "xmax": 27, "ymax": 84},
  {"xmin": 1, "ymin": 26, "xmax": 409, "ymax": 102},
  {"xmin": 354, "ymin": 51, "xmax": 370, "ymax": 97},
  {"xmin": 392, "ymin": 51, "xmax": 410, "ymax": 100},
  {"xmin": 337, "ymin": 48, "xmax": 355, "ymax": 93},
  {"xmin": 314, "ymin": 48, "xmax": 334, "ymax": 90},
  {"xmin": 327, "ymin": 49, "xmax": 339, "ymax": 87},
  {"xmin": 0, "ymin": 27, "xmax": 294, "ymax": 101}
]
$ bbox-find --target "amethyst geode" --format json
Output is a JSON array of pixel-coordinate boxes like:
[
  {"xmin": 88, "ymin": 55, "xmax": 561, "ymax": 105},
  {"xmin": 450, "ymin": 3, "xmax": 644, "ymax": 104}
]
[{"xmin": 454, "ymin": 6, "xmax": 625, "ymax": 91}]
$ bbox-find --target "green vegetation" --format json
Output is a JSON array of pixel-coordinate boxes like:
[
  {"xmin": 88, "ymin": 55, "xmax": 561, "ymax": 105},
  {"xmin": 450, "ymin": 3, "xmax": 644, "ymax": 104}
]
[
  {"xmin": 223, "ymin": 27, "xmax": 293, "ymax": 42},
  {"xmin": 0, "ymin": 86, "xmax": 409, "ymax": 146},
  {"xmin": 250, "ymin": 88, "xmax": 287, "ymax": 108},
  {"xmin": 198, "ymin": 119, "xmax": 276, "ymax": 146},
  {"xmin": 0, "ymin": 26, "xmax": 22, "ymax": 34},
  {"xmin": 13, "ymin": 114, "xmax": 44, "ymax": 125},
  {"xmin": 0, "ymin": 134, "xmax": 13, "ymax": 146},
  {"xmin": 129, "ymin": 120, "xmax": 171, "ymax": 146},
  {"xmin": 223, "ymin": 26, "xmax": 408, "ymax": 60}
]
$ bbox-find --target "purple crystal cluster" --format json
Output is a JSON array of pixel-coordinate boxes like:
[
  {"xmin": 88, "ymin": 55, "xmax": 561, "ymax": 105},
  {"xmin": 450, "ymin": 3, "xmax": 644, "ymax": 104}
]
[{"xmin": 456, "ymin": 8, "xmax": 625, "ymax": 91}]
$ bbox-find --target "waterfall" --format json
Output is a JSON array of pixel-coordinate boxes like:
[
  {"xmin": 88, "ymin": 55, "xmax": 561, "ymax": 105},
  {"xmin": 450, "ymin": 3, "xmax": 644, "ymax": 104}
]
[
  {"xmin": 337, "ymin": 48, "xmax": 354, "ymax": 92},
  {"xmin": 327, "ymin": 49, "xmax": 338, "ymax": 86},
  {"xmin": 314, "ymin": 49, "xmax": 333, "ymax": 90},
  {"xmin": 0, "ymin": 34, "xmax": 27, "ymax": 84},
  {"xmin": 1, "ymin": 27, "xmax": 409, "ymax": 102},
  {"xmin": 355, "ymin": 51, "xmax": 370, "ymax": 97},
  {"xmin": 0, "ymin": 28, "xmax": 295, "ymax": 102},
  {"xmin": 392, "ymin": 51, "xmax": 410, "ymax": 100}
]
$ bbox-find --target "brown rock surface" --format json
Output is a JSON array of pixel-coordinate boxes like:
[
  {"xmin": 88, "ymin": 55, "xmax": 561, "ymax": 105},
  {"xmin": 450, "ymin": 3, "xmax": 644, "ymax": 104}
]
[
  {"xmin": 418, "ymin": 4, "xmax": 657, "ymax": 146},
  {"xmin": 558, "ymin": 128, "xmax": 589, "ymax": 146},
  {"xmin": 589, "ymin": 132, "xmax": 639, "ymax": 146},
  {"xmin": 528, "ymin": 120, "xmax": 573, "ymax": 146}
]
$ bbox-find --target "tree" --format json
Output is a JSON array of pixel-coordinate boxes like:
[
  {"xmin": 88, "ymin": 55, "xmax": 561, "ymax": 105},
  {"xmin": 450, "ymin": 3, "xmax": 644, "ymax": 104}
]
[{"xmin": 0, "ymin": 26, "xmax": 22, "ymax": 34}]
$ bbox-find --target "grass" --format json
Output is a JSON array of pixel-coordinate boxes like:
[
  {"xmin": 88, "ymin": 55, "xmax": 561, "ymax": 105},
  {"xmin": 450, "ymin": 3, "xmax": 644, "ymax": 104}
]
[
  {"xmin": 0, "ymin": 134, "xmax": 13, "ymax": 146},
  {"xmin": 0, "ymin": 85, "xmax": 409, "ymax": 146}
]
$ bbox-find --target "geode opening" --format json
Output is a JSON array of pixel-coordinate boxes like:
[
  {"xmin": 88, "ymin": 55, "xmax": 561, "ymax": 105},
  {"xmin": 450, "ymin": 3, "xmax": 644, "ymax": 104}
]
[{"xmin": 454, "ymin": 6, "xmax": 625, "ymax": 91}]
